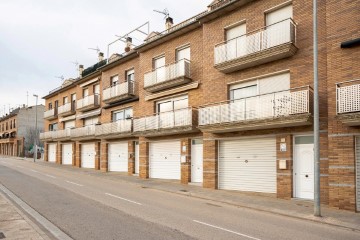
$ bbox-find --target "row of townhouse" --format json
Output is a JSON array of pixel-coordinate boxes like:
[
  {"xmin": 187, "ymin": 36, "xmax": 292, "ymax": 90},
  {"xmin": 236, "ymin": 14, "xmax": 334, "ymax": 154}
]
[
  {"xmin": 0, "ymin": 105, "xmax": 45, "ymax": 157},
  {"xmin": 40, "ymin": 0, "xmax": 360, "ymax": 212}
]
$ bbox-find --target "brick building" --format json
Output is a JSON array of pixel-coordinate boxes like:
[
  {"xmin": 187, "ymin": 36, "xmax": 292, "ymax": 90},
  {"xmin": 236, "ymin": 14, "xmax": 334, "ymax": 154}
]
[
  {"xmin": 0, "ymin": 105, "xmax": 45, "ymax": 157},
  {"xmin": 40, "ymin": 0, "xmax": 360, "ymax": 211}
]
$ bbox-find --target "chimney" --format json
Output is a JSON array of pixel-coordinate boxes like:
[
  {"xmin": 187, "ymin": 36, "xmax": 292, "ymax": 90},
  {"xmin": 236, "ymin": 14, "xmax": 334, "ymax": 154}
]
[
  {"xmin": 78, "ymin": 64, "xmax": 84, "ymax": 77},
  {"xmin": 165, "ymin": 17, "xmax": 173, "ymax": 31},
  {"xmin": 125, "ymin": 37, "xmax": 132, "ymax": 53},
  {"xmin": 98, "ymin": 52, "xmax": 104, "ymax": 62}
]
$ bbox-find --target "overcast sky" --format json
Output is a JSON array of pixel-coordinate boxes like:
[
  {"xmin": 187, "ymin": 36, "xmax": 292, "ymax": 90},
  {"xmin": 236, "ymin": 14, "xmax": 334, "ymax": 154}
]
[{"xmin": 0, "ymin": 0, "xmax": 208, "ymax": 116}]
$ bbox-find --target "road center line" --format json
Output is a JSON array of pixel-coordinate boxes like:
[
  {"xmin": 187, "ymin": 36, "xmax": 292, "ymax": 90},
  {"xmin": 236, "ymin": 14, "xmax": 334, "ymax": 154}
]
[
  {"xmin": 193, "ymin": 220, "xmax": 261, "ymax": 240},
  {"xmin": 105, "ymin": 193, "xmax": 142, "ymax": 206},
  {"xmin": 45, "ymin": 174, "xmax": 56, "ymax": 179},
  {"xmin": 66, "ymin": 181, "xmax": 83, "ymax": 187}
]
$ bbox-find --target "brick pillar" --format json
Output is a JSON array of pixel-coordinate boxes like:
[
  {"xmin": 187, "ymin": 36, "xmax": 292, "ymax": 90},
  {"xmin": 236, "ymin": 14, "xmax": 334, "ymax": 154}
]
[
  {"xmin": 72, "ymin": 142, "xmax": 76, "ymax": 166},
  {"xmin": 75, "ymin": 142, "xmax": 81, "ymax": 168},
  {"xmin": 44, "ymin": 143, "xmax": 49, "ymax": 162},
  {"xmin": 128, "ymin": 141, "xmax": 135, "ymax": 175},
  {"xmin": 203, "ymin": 133, "xmax": 218, "ymax": 189},
  {"xmin": 139, "ymin": 137, "xmax": 149, "ymax": 179},
  {"xmin": 95, "ymin": 142, "xmax": 100, "ymax": 170},
  {"xmin": 276, "ymin": 134, "xmax": 293, "ymax": 200},
  {"xmin": 100, "ymin": 141, "xmax": 108, "ymax": 172},
  {"xmin": 57, "ymin": 142, "xmax": 62, "ymax": 165},
  {"xmin": 181, "ymin": 138, "xmax": 191, "ymax": 184}
]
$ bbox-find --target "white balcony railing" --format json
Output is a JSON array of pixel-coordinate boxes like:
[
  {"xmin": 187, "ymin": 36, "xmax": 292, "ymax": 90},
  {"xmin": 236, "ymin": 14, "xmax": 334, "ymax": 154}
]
[
  {"xmin": 95, "ymin": 120, "xmax": 132, "ymax": 136},
  {"xmin": 44, "ymin": 109, "xmax": 55, "ymax": 119},
  {"xmin": 199, "ymin": 86, "xmax": 312, "ymax": 126},
  {"xmin": 55, "ymin": 128, "xmax": 72, "ymax": 139},
  {"xmin": 70, "ymin": 125, "xmax": 96, "ymax": 138},
  {"xmin": 337, "ymin": 79, "xmax": 360, "ymax": 114},
  {"xmin": 134, "ymin": 107, "xmax": 194, "ymax": 132},
  {"xmin": 144, "ymin": 59, "xmax": 191, "ymax": 88},
  {"xmin": 58, "ymin": 102, "xmax": 74, "ymax": 115},
  {"xmin": 103, "ymin": 81, "xmax": 134, "ymax": 102},
  {"xmin": 77, "ymin": 95, "xmax": 100, "ymax": 110},
  {"xmin": 214, "ymin": 18, "xmax": 296, "ymax": 65},
  {"xmin": 39, "ymin": 131, "xmax": 55, "ymax": 140}
]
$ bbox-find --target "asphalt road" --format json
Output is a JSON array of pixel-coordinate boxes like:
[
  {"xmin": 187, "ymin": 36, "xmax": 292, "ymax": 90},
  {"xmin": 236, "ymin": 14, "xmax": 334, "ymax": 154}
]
[{"xmin": 0, "ymin": 158, "xmax": 359, "ymax": 240}]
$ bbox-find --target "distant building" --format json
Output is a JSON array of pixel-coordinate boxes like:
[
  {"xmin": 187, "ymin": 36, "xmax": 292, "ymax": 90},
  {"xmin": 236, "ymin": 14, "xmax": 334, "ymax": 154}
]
[{"xmin": 0, "ymin": 105, "xmax": 45, "ymax": 157}]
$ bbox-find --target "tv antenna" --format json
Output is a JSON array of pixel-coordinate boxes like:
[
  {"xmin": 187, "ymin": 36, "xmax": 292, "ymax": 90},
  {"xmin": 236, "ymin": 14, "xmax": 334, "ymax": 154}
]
[
  {"xmin": 55, "ymin": 75, "xmax": 65, "ymax": 83},
  {"xmin": 88, "ymin": 46, "xmax": 101, "ymax": 54},
  {"xmin": 154, "ymin": 8, "xmax": 170, "ymax": 19},
  {"xmin": 71, "ymin": 60, "xmax": 79, "ymax": 68}
]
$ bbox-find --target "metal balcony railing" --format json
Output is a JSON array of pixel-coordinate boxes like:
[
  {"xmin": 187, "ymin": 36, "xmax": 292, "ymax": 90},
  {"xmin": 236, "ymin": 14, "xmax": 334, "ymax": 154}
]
[
  {"xmin": 70, "ymin": 125, "xmax": 96, "ymax": 138},
  {"xmin": 44, "ymin": 109, "xmax": 56, "ymax": 119},
  {"xmin": 134, "ymin": 107, "xmax": 196, "ymax": 132},
  {"xmin": 144, "ymin": 59, "xmax": 191, "ymax": 88},
  {"xmin": 199, "ymin": 86, "xmax": 312, "ymax": 126},
  {"xmin": 77, "ymin": 95, "xmax": 100, "ymax": 110},
  {"xmin": 214, "ymin": 18, "xmax": 296, "ymax": 65},
  {"xmin": 58, "ymin": 102, "xmax": 75, "ymax": 115},
  {"xmin": 336, "ymin": 79, "xmax": 360, "ymax": 114},
  {"xmin": 95, "ymin": 120, "xmax": 132, "ymax": 136},
  {"xmin": 103, "ymin": 81, "xmax": 134, "ymax": 102}
]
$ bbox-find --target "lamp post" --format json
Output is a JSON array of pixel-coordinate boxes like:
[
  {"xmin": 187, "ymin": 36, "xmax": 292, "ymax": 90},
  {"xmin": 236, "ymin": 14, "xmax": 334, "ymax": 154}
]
[{"xmin": 33, "ymin": 94, "xmax": 38, "ymax": 163}]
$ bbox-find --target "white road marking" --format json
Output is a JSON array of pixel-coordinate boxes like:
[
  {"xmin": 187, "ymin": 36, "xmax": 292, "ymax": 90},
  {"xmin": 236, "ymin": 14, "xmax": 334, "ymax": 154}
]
[
  {"xmin": 31, "ymin": 170, "xmax": 39, "ymax": 173},
  {"xmin": 193, "ymin": 220, "xmax": 262, "ymax": 240},
  {"xmin": 66, "ymin": 181, "xmax": 83, "ymax": 187},
  {"xmin": 105, "ymin": 193, "xmax": 142, "ymax": 206},
  {"xmin": 45, "ymin": 174, "xmax": 56, "ymax": 179}
]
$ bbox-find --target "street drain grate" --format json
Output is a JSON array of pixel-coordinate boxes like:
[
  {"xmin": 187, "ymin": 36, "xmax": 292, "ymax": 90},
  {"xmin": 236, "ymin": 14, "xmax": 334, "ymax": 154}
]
[{"xmin": 0, "ymin": 232, "xmax": 6, "ymax": 239}]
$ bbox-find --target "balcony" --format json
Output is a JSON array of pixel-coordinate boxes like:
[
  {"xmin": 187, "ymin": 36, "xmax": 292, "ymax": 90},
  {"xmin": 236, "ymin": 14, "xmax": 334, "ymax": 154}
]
[
  {"xmin": 70, "ymin": 125, "xmax": 96, "ymax": 140},
  {"xmin": 77, "ymin": 95, "xmax": 100, "ymax": 112},
  {"xmin": 336, "ymin": 79, "xmax": 360, "ymax": 126},
  {"xmin": 39, "ymin": 131, "xmax": 55, "ymax": 141},
  {"xmin": 214, "ymin": 19, "xmax": 297, "ymax": 73},
  {"xmin": 54, "ymin": 128, "xmax": 72, "ymax": 141},
  {"xmin": 44, "ymin": 108, "xmax": 57, "ymax": 120},
  {"xmin": 103, "ymin": 81, "xmax": 135, "ymax": 104},
  {"xmin": 198, "ymin": 86, "xmax": 312, "ymax": 133},
  {"xmin": 58, "ymin": 102, "xmax": 76, "ymax": 117},
  {"xmin": 133, "ymin": 107, "xmax": 198, "ymax": 136},
  {"xmin": 95, "ymin": 120, "xmax": 132, "ymax": 139},
  {"xmin": 144, "ymin": 59, "xmax": 191, "ymax": 93}
]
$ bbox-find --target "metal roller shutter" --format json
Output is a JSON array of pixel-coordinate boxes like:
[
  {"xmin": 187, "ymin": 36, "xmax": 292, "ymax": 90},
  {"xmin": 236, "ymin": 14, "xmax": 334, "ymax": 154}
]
[
  {"xmin": 219, "ymin": 138, "xmax": 276, "ymax": 193},
  {"xmin": 356, "ymin": 137, "xmax": 360, "ymax": 212},
  {"xmin": 62, "ymin": 144, "xmax": 73, "ymax": 165},
  {"xmin": 48, "ymin": 143, "xmax": 57, "ymax": 163},
  {"xmin": 149, "ymin": 141, "xmax": 181, "ymax": 180},
  {"xmin": 108, "ymin": 142, "xmax": 128, "ymax": 172},
  {"xmin": 81, "ymin": 143, "xmax": 95, "ymax": 169}
]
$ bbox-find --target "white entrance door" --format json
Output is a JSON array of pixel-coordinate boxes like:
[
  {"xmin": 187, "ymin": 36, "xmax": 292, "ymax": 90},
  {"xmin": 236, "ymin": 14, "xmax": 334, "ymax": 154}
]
[
  {"xmin": 191, "ymin": 140, "xmax": 203, "ymax": 183},
  {"xmin": 355, "ymin": 137, "xmax": 360, "ymax": 211},
  {"xmin": 294, "ymin": 136, "xmax": 314, "ymax": 200},
  {"xmin": 149, "ymin": 141, "xmax": 181, "ymax": 180},
  {"xmin": 219, "ymin": 138, "xmax": 276, "ymax": 193},
  {"xmin": 81, "ymin": 143, "xmax": 95, "ymax": 169},
  {"xmin": 48, "ymin": 143, "xmax": 57, "ymax": 163},
  {"xmin": 135, "ymin": 142, "xmax": 140, "ymax": 174},
  {"xmin": 108, "ymin": 142, "xmax": 128, "ymax": 172},
  {"xmin": 62, "ymin": 144, "xmax": 73, "ymax": 165}
]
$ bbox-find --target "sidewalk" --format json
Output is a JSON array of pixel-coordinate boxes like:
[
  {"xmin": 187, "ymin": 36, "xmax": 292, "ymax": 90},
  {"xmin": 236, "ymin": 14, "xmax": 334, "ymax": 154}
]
[
  {"xmin": 0, "ymin": 189, "xmax": 48, "ymax": 240},
  {"xmin": 15, "ymin": 157, "xmax": 360, "ymax": 231}
]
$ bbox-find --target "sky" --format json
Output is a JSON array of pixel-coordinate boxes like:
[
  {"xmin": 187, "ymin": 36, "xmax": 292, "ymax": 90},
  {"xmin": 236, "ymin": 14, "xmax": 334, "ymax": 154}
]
[{"xmin": 0, "ymin": 0, "xmax": 208, "ymax": 116}]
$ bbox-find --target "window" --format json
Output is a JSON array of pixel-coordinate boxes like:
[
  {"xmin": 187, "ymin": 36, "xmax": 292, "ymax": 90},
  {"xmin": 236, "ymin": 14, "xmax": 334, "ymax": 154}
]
[
  {"xmin": 231, "ymin": 84, "xmax": 258, "ymax": 100},
  {"xmin": 176, "ymin": 46, "xmax": 190, "ymax": 61},
  {"xmin": 71, "ymin": 94, "xmax": 76, "ymax": 111},
  {"xmin": 48, "ymin": 103, "xmax": 53, "ymax": 110},
  {"xmin": 126, "ymin": 69, "xmax": 135, "ymax": 82},
  {"xmin": 112, "ymin": 108, "xmax": 133, "ymax": 122},
  {"xmin": 157, "ymin": 95, "xmax": 188, "ymax": 113},
  {"xmin": 111, "ymin": 75, "xmax": 119, "ymax": 86},
  {"xmin": 49, "ymin": 123, "xmax": 58, "ymax": 131},
  {"xmin": 153, "ymin": 56, "xmax": 165, "ymax": 69},
  {"xmin": 13, "ymin": 119, "xmax": 16, "ymax": 128},
  {"xmin": 94, "ymin": 84, "xmax": 100, "ymax": 95},
  {"xmin": 83, "ymin": 88, "xmax": 89, "ymax": 97},
  {"xmin": 225, "ymin": 23, "xmax": 246, "ymax": 59},
  {"xmin": 55, "ymin": 100, "xmax": 59, "ymax": 109},
  {"xmin": 63, "ymin": 96, "xmax": 69, "ymax": 104},
  {"xmin": 84, "ymin": 117, "xmax": 98, "ymax": 126},
  {"xmin": 64, "ymin": 120, "xmax": 75, "ymax": 129}
]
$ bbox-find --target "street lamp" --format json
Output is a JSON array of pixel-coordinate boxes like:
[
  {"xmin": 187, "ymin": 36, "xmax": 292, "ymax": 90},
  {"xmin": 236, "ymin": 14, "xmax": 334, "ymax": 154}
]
[{"xmin": 33, "ymin": 94, "xmax": 38, "ymax": 163}]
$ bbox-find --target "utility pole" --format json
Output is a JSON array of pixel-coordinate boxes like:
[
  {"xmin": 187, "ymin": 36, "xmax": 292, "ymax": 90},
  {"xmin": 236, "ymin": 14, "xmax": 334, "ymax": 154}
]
[
  {"xmin": 33, "ymin": 94, "xmax": 38, "ymax": 163},
  {"xmin": 313, "ymin": 0, "xmax": 321, "ymax": 217}
]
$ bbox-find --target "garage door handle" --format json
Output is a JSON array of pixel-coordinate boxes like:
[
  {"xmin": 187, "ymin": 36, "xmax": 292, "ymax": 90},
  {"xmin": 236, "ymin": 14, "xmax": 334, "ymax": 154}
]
[
  {"xmin": 305, "ymin": 175, "xmax": 309, "ymax": 178},
  {"xmin": 245, "ymin": 160, "xmax": 248, "ymax": 163}
]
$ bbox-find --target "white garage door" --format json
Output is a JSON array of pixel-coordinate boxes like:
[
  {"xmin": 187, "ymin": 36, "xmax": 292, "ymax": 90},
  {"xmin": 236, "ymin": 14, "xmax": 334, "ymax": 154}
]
[
  {"xmin": 108, "ymin": 142, "xmax": 128, "ymax": 172},
  {"xmin": 219, "ymin": 138, "xmax": 276, "ymax": 193},
  {"xmin": 48, "ymin": 143, "xmax": 57, "ymax": 163},
  {"xmin": 149, "ymin": 141, "xmax": 181, "ymax": 180},
  {"xmin": 62, "ymin": 144, "xmax": 73, "ymax": 165},
  {"xmin": 81, "ymin": 143, "xmax": 95, "ymax": 169}
]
